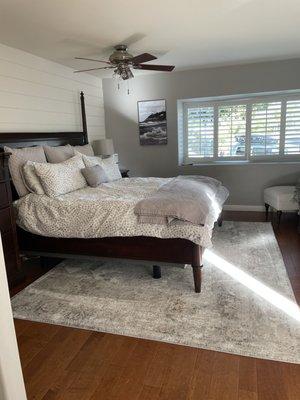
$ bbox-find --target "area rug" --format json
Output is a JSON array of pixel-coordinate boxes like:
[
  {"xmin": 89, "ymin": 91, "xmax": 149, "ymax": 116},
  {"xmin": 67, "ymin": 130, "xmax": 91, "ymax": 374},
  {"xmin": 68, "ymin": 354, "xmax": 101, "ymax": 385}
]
[{"xmin": 12, "ymin": 222, "xmax": 300, "ymax": 363}]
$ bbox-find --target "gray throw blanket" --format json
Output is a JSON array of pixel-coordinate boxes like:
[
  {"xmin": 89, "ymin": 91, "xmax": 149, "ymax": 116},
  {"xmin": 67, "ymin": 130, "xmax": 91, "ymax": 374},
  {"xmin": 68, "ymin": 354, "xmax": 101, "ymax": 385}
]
[{"xmin": 134, "ymin": 175, "xmax": 224, "ymax": 226}]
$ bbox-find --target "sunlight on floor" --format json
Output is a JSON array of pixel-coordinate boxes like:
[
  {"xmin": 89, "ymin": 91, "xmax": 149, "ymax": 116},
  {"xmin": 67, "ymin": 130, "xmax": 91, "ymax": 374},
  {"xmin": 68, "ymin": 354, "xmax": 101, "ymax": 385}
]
[{"xmin": 204, "ymin": 249, "xmax": 300, "ymax": 322}]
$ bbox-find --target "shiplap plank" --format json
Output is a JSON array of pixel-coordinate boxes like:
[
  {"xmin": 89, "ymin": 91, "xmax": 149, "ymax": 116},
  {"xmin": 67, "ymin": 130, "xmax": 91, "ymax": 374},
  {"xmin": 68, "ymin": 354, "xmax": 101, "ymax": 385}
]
[
  {"xmin": 0, "ymin": 43, "xmax": 101, "ymax": 88},
  {"xmin": 0, "ymin": 43, "xmax": 104, "ymax": 138},
  {"xmin": 0, "ymin": 65, "xmax": 101, "ymax": 97},
  {"xmin": 0, "ymin": 92, "xmax": 83, "ymax": 114}
]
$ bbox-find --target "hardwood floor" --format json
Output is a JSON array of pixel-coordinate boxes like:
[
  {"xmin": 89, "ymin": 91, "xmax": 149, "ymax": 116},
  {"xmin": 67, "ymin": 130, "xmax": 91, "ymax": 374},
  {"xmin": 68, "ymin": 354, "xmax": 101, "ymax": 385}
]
[{"xmin": 12, "ymin": 211, "xmax": 300, "ymax": 400}]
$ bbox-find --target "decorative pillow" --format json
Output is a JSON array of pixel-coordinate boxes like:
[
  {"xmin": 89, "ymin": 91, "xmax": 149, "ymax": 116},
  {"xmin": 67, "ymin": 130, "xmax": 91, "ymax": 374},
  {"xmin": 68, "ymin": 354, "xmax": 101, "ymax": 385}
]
[
  {"xmin": 34, "ymin": 154, "xmax": 87, "ymax": 197},
  {"xmin": 43, "ymin": 144, "xmax": 74, "ymax": 163},
  {"xmin": 82, "ymin": 155, "xmax": 121, "ymax": 181},
  {"xmin": 22, "ymin": 161, "xmax": 45, "ymax": 195},
  {"xmin": 4, "ymin": 146, "xmax": 47, "ymax": 197},
  {"xmin": 101, "ymin": 157, "xmax": 122, "ymax": 181},
  {"xmin": 73, "ymin": 144, "xmax": 94, "ymax": 156},
  {"xmin": 81, "ymin": 165, "xmax": 108, "ymax": 187},
  {"xmin": 82, "ymin": 155, "xmax": 102, "ymax": 168}
]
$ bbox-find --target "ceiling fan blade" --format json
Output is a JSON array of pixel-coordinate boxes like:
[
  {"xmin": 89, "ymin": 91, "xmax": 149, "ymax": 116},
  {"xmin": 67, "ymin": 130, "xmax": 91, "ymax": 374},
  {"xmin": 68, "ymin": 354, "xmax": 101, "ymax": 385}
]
[
  {"xmin": 131, "ymin": 53, "xmax": 157, "ymax": 64},
  {"xmin": 136, "ymin": 64, "xmax": 175, "ymax": 71},
  {"xmin": 75, "ymin": 57, "xmax": 111, "ymax": 64},
  {"xmin": 74, "ymin": 66, "xmax": 114, "ymax": 73}
]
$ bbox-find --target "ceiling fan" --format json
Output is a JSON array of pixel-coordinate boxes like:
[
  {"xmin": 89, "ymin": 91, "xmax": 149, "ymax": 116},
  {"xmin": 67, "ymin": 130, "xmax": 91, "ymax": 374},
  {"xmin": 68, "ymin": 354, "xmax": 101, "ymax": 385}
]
[{"xmin": 74, "ymin": 44, "xmax": 175, "ymax": 80}]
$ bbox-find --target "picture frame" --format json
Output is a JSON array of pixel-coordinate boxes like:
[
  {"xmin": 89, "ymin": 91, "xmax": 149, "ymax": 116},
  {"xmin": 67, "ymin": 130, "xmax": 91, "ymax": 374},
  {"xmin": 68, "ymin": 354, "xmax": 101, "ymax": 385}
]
[{"xmin": 137, "ymin": 99, "xmax": 167, "ymax": 145}]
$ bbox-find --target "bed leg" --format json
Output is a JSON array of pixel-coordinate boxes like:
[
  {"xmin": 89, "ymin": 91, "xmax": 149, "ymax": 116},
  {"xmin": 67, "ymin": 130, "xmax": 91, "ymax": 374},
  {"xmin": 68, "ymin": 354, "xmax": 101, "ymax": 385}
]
[
  {"xmin": 217, "ymin": 212, "xmax": 223, "ymax": 227},
  {"xmin": 152, "ymin": 265, "xmax": 161, "ymax": 279},
  {"xmin": 192, "ymin": 245, "xmax": 203, "ymax": 293},
  {"xmin": 192, "ymin": 265, "xmax": 202, "ymax": 293}
]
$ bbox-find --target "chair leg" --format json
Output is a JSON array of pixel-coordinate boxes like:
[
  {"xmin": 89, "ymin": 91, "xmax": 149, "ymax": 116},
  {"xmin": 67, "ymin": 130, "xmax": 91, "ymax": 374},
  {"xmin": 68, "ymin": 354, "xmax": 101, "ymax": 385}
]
[
  {"xmin": 265, "ymin": 203, "xmax": 270, "ymax": 221},
  {"xmin": 277, "ymin": 210, "xmax": 282, "ymax": 227}
]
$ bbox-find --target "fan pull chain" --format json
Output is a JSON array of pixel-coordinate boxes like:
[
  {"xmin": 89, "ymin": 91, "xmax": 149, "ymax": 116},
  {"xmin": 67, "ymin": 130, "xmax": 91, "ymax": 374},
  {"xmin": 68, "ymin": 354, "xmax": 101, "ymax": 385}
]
[{"xmin": 127, "ymin": 80, "xmax": 130, "ymax": 95}]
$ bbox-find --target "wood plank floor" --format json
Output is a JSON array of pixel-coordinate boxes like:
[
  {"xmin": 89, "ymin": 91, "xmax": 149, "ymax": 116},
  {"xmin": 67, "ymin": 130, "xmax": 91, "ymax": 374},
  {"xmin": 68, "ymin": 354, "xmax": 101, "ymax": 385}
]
[{"xmin": 12, "ymin": 211, "xmax": 300, "ymax": 400}]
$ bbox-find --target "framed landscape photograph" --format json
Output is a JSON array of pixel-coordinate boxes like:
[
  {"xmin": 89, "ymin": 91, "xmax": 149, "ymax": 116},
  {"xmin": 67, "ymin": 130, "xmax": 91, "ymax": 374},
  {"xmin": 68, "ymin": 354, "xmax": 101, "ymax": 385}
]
[{"xmin": 137, "ymin": 99, "xmax": 167, "ymax": 145}]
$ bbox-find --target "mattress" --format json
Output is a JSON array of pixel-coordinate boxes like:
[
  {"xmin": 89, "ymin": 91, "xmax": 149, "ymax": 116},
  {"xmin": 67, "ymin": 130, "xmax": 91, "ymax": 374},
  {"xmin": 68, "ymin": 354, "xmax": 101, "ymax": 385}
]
[{"xmin": 14, "ymin": 177, "xmax": 228, "ymax": 247}]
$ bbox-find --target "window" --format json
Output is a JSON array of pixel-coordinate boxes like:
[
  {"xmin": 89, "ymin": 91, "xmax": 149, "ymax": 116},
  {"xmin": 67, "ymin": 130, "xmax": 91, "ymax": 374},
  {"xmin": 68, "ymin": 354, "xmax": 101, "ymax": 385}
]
[
  {"xmin": 251, "ymin": 102, "xmax": 281, "ymax": 156},
  {"xmin": 218, "ymin": 105, "xmax": 246, "ymax": 157},
  {"xmin": 187, "ymin": 106, "xmax": 214, "ymax": 158},
  {"xmin": 285, "ymin": 100, "xmax": 300, "ymax": 155},
  {"xmin": 181, "ymin": 92, "xmax": 300, "ymax": 164}
]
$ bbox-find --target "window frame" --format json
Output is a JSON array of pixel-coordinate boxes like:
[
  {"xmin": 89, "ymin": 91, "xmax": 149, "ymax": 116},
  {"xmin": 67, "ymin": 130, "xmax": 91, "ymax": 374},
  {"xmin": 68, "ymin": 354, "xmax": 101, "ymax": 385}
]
[{"xmin": 182, "ymin": 92, "xmax": 300, "ymax": 165}]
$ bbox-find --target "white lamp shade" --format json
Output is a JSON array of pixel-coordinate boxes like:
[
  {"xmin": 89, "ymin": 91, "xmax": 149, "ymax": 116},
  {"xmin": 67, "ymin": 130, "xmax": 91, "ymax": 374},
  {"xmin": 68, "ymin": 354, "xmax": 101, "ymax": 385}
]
[{"xmin": 93, "ymin": 139, "xmax": 115, "ymax": 156}]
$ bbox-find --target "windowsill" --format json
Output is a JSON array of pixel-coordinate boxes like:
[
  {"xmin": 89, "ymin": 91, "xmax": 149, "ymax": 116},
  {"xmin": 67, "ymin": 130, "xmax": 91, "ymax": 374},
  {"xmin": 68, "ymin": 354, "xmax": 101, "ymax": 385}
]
[{"xmin": 180, "ymin": 160, "xmax": 300, "ymax": 166}]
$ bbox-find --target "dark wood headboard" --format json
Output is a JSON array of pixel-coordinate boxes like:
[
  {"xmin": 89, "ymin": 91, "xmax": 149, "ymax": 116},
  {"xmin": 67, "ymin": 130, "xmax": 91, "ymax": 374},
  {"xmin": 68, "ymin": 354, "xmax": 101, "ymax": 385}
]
[
  {"xmin": 0, "ymin": 91, "xmax": 88, "ymax": 150},
  {"xmin": 0, "ymin": 91, "xmax": 88, "ymax": 200}
]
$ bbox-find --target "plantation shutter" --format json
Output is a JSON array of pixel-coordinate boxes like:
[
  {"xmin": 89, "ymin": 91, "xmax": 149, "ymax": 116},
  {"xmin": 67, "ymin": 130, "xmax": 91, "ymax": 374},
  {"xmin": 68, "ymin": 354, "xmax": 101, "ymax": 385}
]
[
  {"xmin": 285, "ymin": 100, "xmax": 300, "ymax": 154},
  {"xmin": 218, "ymin": 105, "xmax": 246, "ymax": 157},
  {"xmin": 187, "ymin": 106, "xmax": 214, "ymax": 158},
  {"xmin": 250, "ymin": 102, "xmax": 281, "ymax": 156},
  {"xmin": 182, "ymin": 92, "xmax": 300, "ymax": 163}
]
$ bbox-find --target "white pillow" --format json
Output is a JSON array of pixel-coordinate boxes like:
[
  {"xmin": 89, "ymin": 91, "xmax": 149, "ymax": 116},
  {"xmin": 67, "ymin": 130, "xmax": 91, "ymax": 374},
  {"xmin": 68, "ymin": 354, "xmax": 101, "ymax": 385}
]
[
  {"xmin": 22, "ymin": 161, "xmax": 45, "ymax": 195},
  {"xmin": 82, "ymin": 155, "xmax": 121, "ymax": 181},
  {"xmin": 4, "ymin": 146, "xmax": 47, "ymax": 197},
  {"xmin": 34, "ymin": 154, "xmax": 87, "ymax": 197}
]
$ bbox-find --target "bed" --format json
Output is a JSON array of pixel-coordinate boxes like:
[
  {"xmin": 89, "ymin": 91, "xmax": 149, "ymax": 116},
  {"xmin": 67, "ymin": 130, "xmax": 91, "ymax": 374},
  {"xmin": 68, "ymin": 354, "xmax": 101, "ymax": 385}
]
[{"xmin": 0, "ymin": 92, "xmax": 226, "ymax": 293}]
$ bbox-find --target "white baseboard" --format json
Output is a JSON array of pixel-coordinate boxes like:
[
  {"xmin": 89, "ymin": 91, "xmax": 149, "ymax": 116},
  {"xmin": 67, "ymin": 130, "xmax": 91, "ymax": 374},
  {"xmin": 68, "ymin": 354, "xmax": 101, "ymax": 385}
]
[{"xmin": 223, "ymin": 205, "xmax": 265, "ymax": 212}]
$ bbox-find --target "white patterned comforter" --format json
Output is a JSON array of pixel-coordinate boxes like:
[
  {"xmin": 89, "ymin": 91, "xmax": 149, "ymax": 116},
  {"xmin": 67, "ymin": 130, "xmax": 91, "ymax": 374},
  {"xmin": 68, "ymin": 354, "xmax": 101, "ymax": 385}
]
[{"xmin": 14, "ymin": 177, "xmax": 228, "ymax": 247}]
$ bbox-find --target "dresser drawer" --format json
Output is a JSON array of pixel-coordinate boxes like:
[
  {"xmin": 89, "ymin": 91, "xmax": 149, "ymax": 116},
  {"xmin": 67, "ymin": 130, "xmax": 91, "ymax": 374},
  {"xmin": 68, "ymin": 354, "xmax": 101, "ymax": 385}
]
[
  {"xmin": 0, "ymin": 166, "xmax": 7, "ymax": 182},
  {"xmin": 3, "ymin": 248, "xmax": 19, "ymax": 286},
  {"xmin": 1, "ymin": 229, "xmax": 15, "ymax": 253},
  {"xmin": 0, "ymin": 182, "xmax": 9, "ymax": 208},
  {"xmin": 0, "ymin": 207, "xmax": 12, "ymax": 233},
  {"xmin": 1, "ymin": 229, "xmax": 19, "ymax": 285}
]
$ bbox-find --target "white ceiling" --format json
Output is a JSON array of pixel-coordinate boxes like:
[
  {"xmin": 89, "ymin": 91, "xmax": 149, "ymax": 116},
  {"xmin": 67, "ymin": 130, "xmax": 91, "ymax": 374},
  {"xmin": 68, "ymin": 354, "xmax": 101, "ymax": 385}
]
[{"xmin": 0, "ymin": 0, "xmax": 300, "ymax": 77}]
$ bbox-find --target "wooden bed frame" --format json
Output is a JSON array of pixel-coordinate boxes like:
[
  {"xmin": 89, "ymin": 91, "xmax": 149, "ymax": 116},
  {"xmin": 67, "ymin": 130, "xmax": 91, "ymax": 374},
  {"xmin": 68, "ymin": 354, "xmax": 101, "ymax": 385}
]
[{"xmin": 0, "ymin": 92, "xmax": 203, "ymax": 293}]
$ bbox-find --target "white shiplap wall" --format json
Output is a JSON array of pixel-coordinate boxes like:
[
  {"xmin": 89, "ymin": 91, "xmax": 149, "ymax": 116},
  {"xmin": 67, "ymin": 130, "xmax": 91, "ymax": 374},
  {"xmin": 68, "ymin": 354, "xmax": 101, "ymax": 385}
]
[{"xmin": 0, "ymin": 43, "xmax": 105, "ymax": 142}]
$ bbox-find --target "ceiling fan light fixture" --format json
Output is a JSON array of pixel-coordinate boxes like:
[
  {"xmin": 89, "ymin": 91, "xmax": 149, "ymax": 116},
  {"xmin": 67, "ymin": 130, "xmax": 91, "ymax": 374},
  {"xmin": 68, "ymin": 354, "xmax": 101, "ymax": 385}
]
[
  {"xmin": 114, "ymin": 64, "xmax": 134, "ymax": 80},
  {"xmin": 125, "ymin": 66, "xmax": 134, "ymax": 80}
]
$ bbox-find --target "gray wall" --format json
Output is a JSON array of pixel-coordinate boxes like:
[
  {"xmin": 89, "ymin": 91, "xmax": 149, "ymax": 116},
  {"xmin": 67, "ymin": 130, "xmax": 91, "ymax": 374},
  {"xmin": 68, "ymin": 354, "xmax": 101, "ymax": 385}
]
[{"xmin": 102, "ymin": 59, "xmax": 300, "ymax": 206}]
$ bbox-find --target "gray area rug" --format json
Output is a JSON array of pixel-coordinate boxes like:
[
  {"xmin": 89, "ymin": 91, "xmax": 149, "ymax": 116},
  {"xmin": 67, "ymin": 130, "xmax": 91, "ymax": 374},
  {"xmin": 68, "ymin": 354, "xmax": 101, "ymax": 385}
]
[{"xmin": 12, "ymin": 222, "xmax": 300, "ymax": 363}]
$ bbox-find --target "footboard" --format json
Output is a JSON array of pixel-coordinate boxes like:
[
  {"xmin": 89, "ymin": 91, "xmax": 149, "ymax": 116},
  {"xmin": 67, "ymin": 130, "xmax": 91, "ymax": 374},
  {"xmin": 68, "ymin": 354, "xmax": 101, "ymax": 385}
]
[{"xmin": 17, "ymin": 228, "xmax": 203, "ymax": 292}]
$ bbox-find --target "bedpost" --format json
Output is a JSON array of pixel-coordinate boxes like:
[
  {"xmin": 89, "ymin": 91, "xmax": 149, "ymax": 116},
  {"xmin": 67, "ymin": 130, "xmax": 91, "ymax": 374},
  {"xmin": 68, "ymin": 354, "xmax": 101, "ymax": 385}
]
[
  {"xmin": 192, "ymin": 245, "xmax": 203, "ymax": 293},
  {"xmin": 80, "ymin": 91, "xmax": 88, "ymax": 144}
]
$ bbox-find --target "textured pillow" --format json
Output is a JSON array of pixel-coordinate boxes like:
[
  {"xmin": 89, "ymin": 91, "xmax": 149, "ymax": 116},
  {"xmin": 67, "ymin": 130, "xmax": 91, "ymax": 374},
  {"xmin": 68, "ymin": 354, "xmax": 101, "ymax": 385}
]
[
  {"xmin": 34, "ymin": 154, "xmax": 87, "ymax": 197},
  {"xmin": 82, "ymin": 155, "xmax": 121, "ymax": 181},
  {"xmin": 81, "ymin": 165, "xmax": 108, "ymax": 187},
  {"xmin": 73, "ymin": 144, "xmax": 94, "ymax": 156},
  {"xmin": 44, "ymin": 144, "xmax": 74, "ymax": 163},
  {"xmin": 81, "ymin": 154, "xmax": 102, "ymax": 167},
  {"xmin": 22, "ymin": 161, "xmax": 45, "ymax": 195},
  {"xmin": 4, "ymin": 146, "xmax": 47, "ymax": 197}
]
